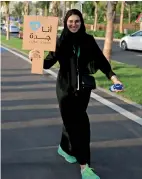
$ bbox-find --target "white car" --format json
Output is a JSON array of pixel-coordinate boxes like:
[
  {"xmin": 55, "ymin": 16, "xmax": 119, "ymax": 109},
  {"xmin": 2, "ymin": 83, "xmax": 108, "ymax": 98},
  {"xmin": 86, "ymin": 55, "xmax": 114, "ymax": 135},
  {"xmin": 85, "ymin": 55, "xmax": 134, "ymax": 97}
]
[
  {"xmin": 120, "ymin": 30, "xmax": 142, "ymax": 51},
  {"xmin": 5, "ymin": 25, "xmax": 19, "ymax": 33}
]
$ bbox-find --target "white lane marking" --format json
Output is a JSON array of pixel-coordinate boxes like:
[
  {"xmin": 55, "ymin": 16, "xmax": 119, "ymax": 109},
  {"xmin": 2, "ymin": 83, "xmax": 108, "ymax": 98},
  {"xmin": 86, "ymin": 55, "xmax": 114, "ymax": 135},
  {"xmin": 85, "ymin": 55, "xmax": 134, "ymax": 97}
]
[
  {"xmin": 97, "ymin": 87, "xmax": 142, "ymax": 110},
  {"xmin": 91, "ymin": 93, "xmax": 142, "ymax": 126},
  {"xmin": 137, "ymin": 54, "xmax": 142, "ymax": 57},
  {"xmin": 1, "ymin": 45, "xmax": 142, "ymax": 126}
]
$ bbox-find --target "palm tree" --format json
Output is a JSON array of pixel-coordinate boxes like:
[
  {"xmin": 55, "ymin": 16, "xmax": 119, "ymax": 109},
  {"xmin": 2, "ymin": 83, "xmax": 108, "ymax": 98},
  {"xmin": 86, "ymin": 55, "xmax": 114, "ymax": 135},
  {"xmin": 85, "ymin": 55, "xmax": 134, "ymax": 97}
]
[
  {"xmin": 24, "ymin": 1, "xmax": 29, "ymax": 15},
  {"xmin": 68, "ymin": 1, "xmax": 77, "ymax": 9},
  {"xmin": 36, "ymin": 1, "xmax": 50, "ymax": 16},
  {"xmin": 119, "ymin": 1, "xmax": 125, "ymax": 33},
  {"xmin": 51, "ymin": 1, "xmax": 60, "ymax": 16},
  {"xmin": 125, "ymin": 1, "xmax": 138, "ymax": 23},
  {"xmin": 93, "ymin": 1, "xmax": 99, "ymax": 31},
  {"xmin": 12, "ymin": 2, "xmax": 24, "ymax": 28},
  {"xmin": 103, "ymin": 1, "xmax": 118, "ymax": 62},
  {"xmin": 1, "ymin": 1, "xmax": 10, "ymax": 40},
  {"xmin": 98, "ymin": 2, "xmax": 108, "ymax": 22},
  {"xmin": 140, "ymin": 22, "xmax": 142, "ymax": 30},
  {"xmin": 61, "ymin": 1, "xmax": 66, "ymax": 25},
  {"xmin": 127, "ymin": 3, "xmax": 131, "ymax": 23},
  {"xmin": 67, "ymin": 1, "xmax": 71, "ymax": 10},
  {"xmin": 12, "ymin": 2, "xmax": 24, "ymax": 20}
]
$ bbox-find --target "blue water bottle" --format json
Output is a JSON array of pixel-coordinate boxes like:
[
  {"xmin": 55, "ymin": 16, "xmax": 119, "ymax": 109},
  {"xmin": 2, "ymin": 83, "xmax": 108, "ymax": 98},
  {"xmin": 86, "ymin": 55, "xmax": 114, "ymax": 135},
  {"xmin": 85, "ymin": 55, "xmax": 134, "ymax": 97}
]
[{"xmin": 109, "ymin": 84, "xmax": 124, "ymax": 92}]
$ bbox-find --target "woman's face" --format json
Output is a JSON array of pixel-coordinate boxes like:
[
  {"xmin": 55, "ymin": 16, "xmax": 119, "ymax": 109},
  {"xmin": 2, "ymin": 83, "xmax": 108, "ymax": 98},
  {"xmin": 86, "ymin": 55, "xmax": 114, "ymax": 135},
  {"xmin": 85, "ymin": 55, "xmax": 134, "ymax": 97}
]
[{"xmin": 67, "ymin": 15, "xmax": 81, "ymax": 33}]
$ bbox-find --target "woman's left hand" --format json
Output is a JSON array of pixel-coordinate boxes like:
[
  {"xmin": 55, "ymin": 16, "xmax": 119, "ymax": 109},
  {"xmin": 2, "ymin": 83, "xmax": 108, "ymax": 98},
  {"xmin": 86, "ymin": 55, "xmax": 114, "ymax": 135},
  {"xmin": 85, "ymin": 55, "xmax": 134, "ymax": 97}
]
[
  {"xmin": 113, "ymin": 79, "xmax": 122, "ymax": 85},
  {"xmin": 111, "ymin": 76, "xmax": 124, "ymax": 92}
]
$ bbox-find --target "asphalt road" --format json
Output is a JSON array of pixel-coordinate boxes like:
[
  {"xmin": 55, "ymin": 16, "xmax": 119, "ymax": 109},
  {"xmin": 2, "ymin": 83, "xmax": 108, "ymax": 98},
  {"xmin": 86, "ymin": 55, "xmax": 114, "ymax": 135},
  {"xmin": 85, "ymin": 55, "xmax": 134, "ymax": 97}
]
[
  {"xmin": 1, "ymin": 47, "xmax": 142, "ymax": 179},
  {"xmin": 96, "ymin": 40, "xmax": 142, "ymax": 68}
]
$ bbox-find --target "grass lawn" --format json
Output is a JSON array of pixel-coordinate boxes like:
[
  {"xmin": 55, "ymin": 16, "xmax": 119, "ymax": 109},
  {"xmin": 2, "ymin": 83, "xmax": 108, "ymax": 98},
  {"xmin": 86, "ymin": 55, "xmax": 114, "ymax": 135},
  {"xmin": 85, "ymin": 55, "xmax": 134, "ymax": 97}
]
[
  {"xmin": 1, "ymin": 35, "xmax": 29, "ymax": 54},
  {"xmin": 94, "ymin": 62, "xmax": 142, "ymax": 104},
  {"xmin": 1, "ymin": 34, "xmax": 142, "ymax": 105}
]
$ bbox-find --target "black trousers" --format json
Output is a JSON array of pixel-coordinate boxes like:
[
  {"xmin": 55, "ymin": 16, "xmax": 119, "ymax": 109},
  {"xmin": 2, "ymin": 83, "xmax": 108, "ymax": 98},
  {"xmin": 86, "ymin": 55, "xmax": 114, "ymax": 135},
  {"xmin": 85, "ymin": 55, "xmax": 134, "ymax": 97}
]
[{"xmin": 56, "ymin": 87, "xmax": 91, "ymax": 165}]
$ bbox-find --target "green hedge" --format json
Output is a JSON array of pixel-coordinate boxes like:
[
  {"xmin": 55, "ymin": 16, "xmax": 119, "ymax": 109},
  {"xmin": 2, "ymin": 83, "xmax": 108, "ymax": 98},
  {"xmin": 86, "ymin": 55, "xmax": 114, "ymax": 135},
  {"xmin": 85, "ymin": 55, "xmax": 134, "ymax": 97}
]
[{"xmin": 86, "ymin": 30, "xmax": 136, "ymax": 39}]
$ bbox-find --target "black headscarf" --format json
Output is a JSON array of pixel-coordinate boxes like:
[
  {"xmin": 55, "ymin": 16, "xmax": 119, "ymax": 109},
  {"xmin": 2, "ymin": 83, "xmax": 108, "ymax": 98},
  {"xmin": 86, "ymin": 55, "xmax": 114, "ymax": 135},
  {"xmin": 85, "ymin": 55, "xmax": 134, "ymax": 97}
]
[
  {"xmin": 59, "ymin": 9, "xmax": 86, "ymax": 50},
  {"xmin": 57, "ymin": 9, "xmax": 87, "ymax": 92}
]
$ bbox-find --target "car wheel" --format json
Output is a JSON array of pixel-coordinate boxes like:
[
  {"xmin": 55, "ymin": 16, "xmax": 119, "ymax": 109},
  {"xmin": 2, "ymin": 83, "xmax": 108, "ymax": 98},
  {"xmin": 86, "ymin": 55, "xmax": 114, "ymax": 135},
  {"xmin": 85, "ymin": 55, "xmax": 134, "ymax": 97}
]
[{"xmin": 121, "ymin": 41, "xmax": 128, "ymax": 50}]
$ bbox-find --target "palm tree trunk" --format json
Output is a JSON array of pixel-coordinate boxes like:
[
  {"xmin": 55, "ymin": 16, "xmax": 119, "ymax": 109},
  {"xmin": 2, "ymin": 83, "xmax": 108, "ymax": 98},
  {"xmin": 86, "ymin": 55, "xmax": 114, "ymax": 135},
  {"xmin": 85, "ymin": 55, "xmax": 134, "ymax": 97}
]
[
  {"xmin": 44, "ymin": 5, "xmax": 48, "ymax": 16},
  {"xmin": 68, "ymin": 1, "xmax": 72, "ymax": 9},
  {"xmin": 62, "ymin": 1, "xmax": 66, "ymax": 19},
  {"xmin": 140, "ymin": 22, "xmax": 142, "ymax": 30},
  {"xmin": 5, "ymin": 5, "xmax": 10, "ymax": 40},
  {"xmin": 24, "ymin": 1, "xmax": 29, "ymax": 15},
  {"xmin": 52, "ymin": 1, "xmax": 59, "ymax": 16},
  {"xmin": 128, "ymin": 5, "xmax": 131, "ymax": 23},
  {"xmin": 119, "ymin": 1, "xmax": 125, "ymax": 33},
  {"xmin": 103, "ymin": 20, "xmax": 114, "ymax": 61},
  {"xmin": 103, "ymin": 1, "xmax": 117, "ymax": 62},
  {"xmin": 93, "ymin": 2, "xmax": 98, "ymax": 31}
]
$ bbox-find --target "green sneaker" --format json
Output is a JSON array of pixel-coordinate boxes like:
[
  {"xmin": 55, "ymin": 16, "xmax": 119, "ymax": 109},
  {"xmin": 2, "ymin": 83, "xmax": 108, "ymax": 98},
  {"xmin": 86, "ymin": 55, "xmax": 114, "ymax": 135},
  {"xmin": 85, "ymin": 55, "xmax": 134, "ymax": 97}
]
[
  {"xmin": 81, "ymin": 164, "xmax": 100, "ymax": 179},
  {"xmin": 57, "ymin": 145, "xmax": 77, "ymax": 163}
]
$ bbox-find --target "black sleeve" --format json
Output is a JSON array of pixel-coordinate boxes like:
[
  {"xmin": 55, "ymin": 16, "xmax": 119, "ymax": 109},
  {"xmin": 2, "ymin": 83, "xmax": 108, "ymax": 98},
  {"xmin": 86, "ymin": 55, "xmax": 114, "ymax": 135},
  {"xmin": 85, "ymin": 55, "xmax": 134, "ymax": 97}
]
[
  {"xmin": 91, "ymin": 36, "xmax": 116, "ymax": 79},
  {"xmin": 43, "ymin": 37, "xmax": 59, "ymax": 69}
]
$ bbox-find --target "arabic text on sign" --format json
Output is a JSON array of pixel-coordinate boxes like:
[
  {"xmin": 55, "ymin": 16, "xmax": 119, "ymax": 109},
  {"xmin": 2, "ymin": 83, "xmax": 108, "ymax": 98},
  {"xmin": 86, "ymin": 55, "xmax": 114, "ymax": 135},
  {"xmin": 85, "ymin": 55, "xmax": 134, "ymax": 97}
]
[
  {"xmin": 29, "ymin": 33, "xmax": 51, "ymax": 41},
  {"xmin": 42, "ymin": 26, "xmax": 52, "ymax": 33}
]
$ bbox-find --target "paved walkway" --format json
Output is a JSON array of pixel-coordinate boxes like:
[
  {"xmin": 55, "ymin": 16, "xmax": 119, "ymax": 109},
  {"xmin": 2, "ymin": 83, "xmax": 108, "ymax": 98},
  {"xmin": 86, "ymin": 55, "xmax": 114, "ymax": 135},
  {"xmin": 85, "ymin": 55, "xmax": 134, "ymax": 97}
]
[{"xmin": 1, "ymin": 47, "xmax": 142, "ymax": 179}]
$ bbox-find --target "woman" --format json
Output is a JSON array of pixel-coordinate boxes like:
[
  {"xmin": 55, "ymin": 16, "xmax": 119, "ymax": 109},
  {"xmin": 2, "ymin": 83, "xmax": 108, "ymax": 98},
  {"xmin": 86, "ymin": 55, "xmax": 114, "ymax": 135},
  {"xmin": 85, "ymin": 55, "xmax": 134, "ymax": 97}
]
[{"xmin": 29, "ymin": 9, "xmax": 123, "ymax": 179}]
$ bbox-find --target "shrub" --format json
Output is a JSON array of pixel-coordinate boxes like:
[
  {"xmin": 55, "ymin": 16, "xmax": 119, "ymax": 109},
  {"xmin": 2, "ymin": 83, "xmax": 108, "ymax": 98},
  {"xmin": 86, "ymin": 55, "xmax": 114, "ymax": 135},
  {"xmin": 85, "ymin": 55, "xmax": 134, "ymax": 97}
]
[{"xmin": 20, "ymin": 26, "xmax": 23, "ymax": 31}]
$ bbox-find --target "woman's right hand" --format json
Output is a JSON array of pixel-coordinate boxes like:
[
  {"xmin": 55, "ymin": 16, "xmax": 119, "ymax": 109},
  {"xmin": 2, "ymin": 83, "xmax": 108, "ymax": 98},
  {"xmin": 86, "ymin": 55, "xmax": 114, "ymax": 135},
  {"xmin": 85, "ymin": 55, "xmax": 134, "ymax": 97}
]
[{"xmin": 28, "ymin": 49, "xmax": 38, "ymax": 61}]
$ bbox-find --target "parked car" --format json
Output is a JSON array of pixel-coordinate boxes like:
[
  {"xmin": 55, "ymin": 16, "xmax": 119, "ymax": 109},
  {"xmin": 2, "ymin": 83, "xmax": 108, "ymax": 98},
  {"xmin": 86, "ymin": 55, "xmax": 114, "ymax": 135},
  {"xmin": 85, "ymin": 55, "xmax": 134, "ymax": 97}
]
[
  {"xmin": 120, "ymin": 30, "xmax": 142, "ymax": 51},
  {"xmin": 5, "ymin": 25, "xmax": 19, "ymax": 33}
]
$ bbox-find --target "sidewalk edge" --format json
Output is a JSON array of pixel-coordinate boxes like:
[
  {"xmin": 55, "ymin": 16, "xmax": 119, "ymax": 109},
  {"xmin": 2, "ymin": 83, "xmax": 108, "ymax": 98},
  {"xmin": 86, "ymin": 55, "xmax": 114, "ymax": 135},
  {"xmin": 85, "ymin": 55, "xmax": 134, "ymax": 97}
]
[{"xmin": 96, "ymin": 87, "xmax": 142, "ymax": 110}]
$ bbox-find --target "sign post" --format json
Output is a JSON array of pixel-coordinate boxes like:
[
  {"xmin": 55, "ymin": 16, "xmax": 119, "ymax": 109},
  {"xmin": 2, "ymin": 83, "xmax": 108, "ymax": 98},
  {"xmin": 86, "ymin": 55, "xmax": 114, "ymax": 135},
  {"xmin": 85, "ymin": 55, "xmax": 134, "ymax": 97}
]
[
  {"xmin": 31, "ymin": 49, "xmax": 44, "ymax": 74},
  {"xmin": 22, "ymin": 16, "xmax": 58, "ymax": 74}
]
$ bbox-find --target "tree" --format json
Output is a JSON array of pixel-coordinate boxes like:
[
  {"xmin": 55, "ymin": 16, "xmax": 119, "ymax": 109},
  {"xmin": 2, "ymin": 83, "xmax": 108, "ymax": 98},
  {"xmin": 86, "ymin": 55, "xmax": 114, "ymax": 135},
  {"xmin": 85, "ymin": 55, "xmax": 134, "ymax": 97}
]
[
  {"xmin": 68, "ymin": 1, "xmax": 78, "ymax": 9},
  {"xmin": 36, "ymin": 1, "xmax": 50, "ymax": 16},
  {"xmin": 125, "ymin": 1, "xmax": 138, "ymax": 23},
  {"xmin": 127, "ymin": 3, "xmax": 131, "ymax": 23},
  {"xmin": 62, "ymin": 1, "xmax": 67, "ymax": 20},
  {"xmin": 119, "ymin": 1, "xmax": 125, "ymax": 33},
  {"xmin": 11, "ymin": 2, "xmax": 24, "ymax": 29},
  {"xmin": 83, "ymin": 1, "xmax": 107, "ymax": 25},
  {"xmin": 97, "ymin": 2, "xmax": 108, "ymax": 23},
  {"xmin": 67, "ymin": 1, "xmax": 72, "ymax": 10},
  {"xmin": 12, "ymin": 2, "xmax": 24, "ymax": 20},
  {"xmin": 103, "ymin": 1, "xmax": 118, "ymax": 62},
  {"xmin": 51, "ymin": 1, "xmax": 60, "ymax": 16},
  {"xmin": 83, "ymin": 1, "xmax": 94, "ymax": 17},
  {"xmin": 93, "ymin": 1, "xmax": 99, "ymax": 31},
  {"xmin": 1, "ymin": 1, "xmax": 10, "ymax": 40},
  {"xmin": 24, "ymin": 1, "xmax": 29, "ymax": 15}
]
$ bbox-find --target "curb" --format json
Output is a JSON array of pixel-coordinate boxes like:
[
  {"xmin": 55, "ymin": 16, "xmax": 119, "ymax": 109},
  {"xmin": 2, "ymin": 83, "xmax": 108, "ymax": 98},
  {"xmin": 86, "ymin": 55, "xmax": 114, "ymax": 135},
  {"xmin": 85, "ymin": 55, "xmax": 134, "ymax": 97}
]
[
  {"xmin": 1, "ymin": 43, "xmax": 142, "ymax": 110},
  {"xmin": 96, "ymin": 87, "xmax": 142, "ymax": 110},
  {"xmin": 1, "ymin": 43, "xmax": 28, "ymax": 57},
  {"xmin": 94, "ymin": 37, "xmax": 120, "ymax": 42}
]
